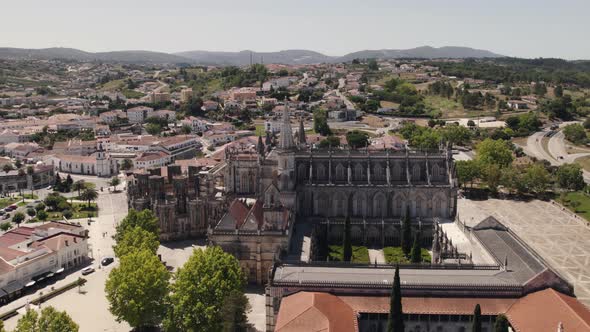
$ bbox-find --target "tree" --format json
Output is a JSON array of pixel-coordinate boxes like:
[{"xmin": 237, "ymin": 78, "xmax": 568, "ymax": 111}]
[
  {"xmin": 563, "ymin": 123, "xmax": 587, "ymax": 144},
  {"xmin": 181, "ymin": 124, "xmax": 193, "ymax": 135},
  {"xmin": 556, "ymin": 164, "xmax": 585, "ymax": 191},
  {"xmin": 367, "ymin": 58, "xmax": 379, "ymax": 71},
  {"xmin": 410, "ymin": 232, "xmax": 422, "ymax": 263},
  {"xmin": 72, "ymin": 180, "xmax": 85, "ymax": 198},
  {"xmin": 440, "ymin": 124, "xmax": 472, "ymax": 146},
  {"xmin": 554, "ymin": 85, "xmax": 564, "ymax": 98},
  {"xmin": 2, "ymin": 164, "xmax": 12, "ymax": 174},
  {"xmin": 0, "ymin": 222, "xmax": 11, "ymax": 231},
  {"xmin": 318, "ymin": 135, "xmax": 341, "ymax": 149},
  {"xmin": 115, "ymin": 209, "xmax": 159, "ymax": 243},
  {"xmin": 523, "ymin": 163, "xmax": 550, "ymax": 194},
  {"xmin": 456, "ymin": 160, "xmax": 480, "ymax": 188},
  {"xmin": 482, "ymin": 163, "xmax": 502, "ymax": 194},
  {"xmin": 0, "ymin": 317, "xmax": 5, "ymax": 332},
  {"xmin": 313, "ymin": 108, "xmax": 332, "ymax": 136},
  {"xmin": 145, "ymin": 123, "xmax": 161, "ymax": 136},
  {"xmin": 80, "ymin": 188, "xmax": 98, "ymax": 208},
  {"xmin": 120, "ymin": 158, "xmax": 133, "ymax": 171},
  {"xmin": 113, "ymin": 227, "xmax": 160, "ymax": 258},
  {"xmin": 106, "ymin": 249, "xmax": 170, "ymax": 330},
  {"xmin": 15, "ymin": 306, "xmax": 79, "ymax": 332},
  {"xmin": 472, "ymin": 304, "xmax": 482, "ymax": 332},
  {"xmin": 15, "ymin": 159, "xmax": 22, "ymax": 169},
  {"xmin": 12, "ymin": 212, "xmax": 25, "ymax": 225},
  {"xmin": 346, "ymin": 130, "xmax": 370, "ymax": 149},
  {"xmin": 386, "ymin": 265, "xmax": 404, "ymax": 332},
  {"xmin": 109, "ymin": 177, "xmax": 121, "ymax": 191},
  {"xmin": 62, "ymin": 209, "xmax": 73, "ymax": 219},
  {"xmin": 65, "ymin": 175, "xmax": 74, "ymax": 191},
  {"xmin": 476, "ymin": 139, "xmax": 514, "ymax": 168},
  {"xmin": 494, "ymin": 314, "xmax": 509, "ymax": 332},
  {"xmin": 164, "ymin": 246, "xmax": 245, "ymax": 332},
  {"xmin": 220, "ymin": 289, "xmax": 252, "ymax": 332},
  {"xmin": 401, "ymin": 206, "xmax": 412, "ymax": 257},
  {"xmin": 342, "ymin": 215, "xmax": 352, "ymax": 262},
  {"xmin": 27, "ymin": 208, "xmax": 36, "ymax": 217},
  {"xmin": 37, "ymin": 210, "xmax": 48, "ymax": 221}
]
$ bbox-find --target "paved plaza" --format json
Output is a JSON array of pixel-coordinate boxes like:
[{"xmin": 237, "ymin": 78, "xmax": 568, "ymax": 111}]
[{"xmin": 458, "ymin": 197, "xmax": 590, "ymax": 305}]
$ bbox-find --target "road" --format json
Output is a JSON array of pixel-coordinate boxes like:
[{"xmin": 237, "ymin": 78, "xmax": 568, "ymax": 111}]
[{"xmin": 523, "ymin": 123, "xmax": 590, "ymax": 183}]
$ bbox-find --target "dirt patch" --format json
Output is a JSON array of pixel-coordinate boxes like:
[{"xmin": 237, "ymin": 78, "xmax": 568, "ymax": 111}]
[{"xmin": 361, "ymin": 115, "xmax": 387, "ymax": 128}]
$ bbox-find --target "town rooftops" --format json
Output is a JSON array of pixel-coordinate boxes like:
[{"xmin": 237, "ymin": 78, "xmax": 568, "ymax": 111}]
[{"xmin": 276, "ymin": 289, "xmax": 590, "ymax": 332}]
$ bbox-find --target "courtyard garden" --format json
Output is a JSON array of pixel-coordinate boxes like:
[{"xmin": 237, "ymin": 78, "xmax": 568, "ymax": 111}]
[
  {"xmin": 328, "ymin": 245, "xmax": 370, "ymax": 263},
  {"xmin": 556, "ymin": 190, "xmax": 590, "ymax": 221},
  {"xmin": 383, "ymin": 247, "xmax": 431, "ymax": 264}
]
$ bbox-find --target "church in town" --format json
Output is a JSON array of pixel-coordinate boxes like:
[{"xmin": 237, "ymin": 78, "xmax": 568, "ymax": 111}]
[{"xmin": 127, "ymin": 102, "xmax": 458, "ymax": 284}]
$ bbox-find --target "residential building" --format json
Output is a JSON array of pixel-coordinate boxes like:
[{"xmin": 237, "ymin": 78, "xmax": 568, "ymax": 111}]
[
  {"xmin": 126, "ymin": 106, "xmax": 154, "ymax": 124},
  {"xmin": 180, "ymin": 88, "xmax": 193, "ymax": 103}
]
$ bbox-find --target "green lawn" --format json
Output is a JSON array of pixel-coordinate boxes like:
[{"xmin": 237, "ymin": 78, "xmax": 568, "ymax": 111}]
[
  {"xmin": 122, "ymin": 89, "xmax": 145, "ymax": 99},
  {"xmin": 0, "ymin": 198, "xmax": 19, "ymax": 209},
  {"xmin": 255, "ymin": 124, "xmax": 266, "ymax": 137},
  {"xmin": 22, "ymin": 194, "xmax": 39, "ymax": 199},
  {"xmin": 46, "ymin": 202, "xmax": 99, "ymax": 220},
  {"xmin": 557, "ymin": 191, "xmax": 590, "ymax": 221},
  {"xmin": 328, "ymin": 245, "xmax": 370, "ymax": 263},
  {"xmin": 383, "ymin": 247, "xmax": 431, "ymax": 264}
]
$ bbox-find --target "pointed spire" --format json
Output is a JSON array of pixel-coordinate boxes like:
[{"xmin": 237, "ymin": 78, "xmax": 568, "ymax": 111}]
[
  {"xmin": 278, "ymin": 99, "xmax": 294, "ymax": 150},
  {"xmin": 298, "ymin": 117, "xmax": 306, "ymax": 145}
]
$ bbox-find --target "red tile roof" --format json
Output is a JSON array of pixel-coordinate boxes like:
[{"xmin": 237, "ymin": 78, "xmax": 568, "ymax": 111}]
[
  {"xmin": 228, "ymin": 200, "xmax": 250, "ymax": 229},
  {"xmin": 275, "ymin": 292, "xmax": 357, "ymax": 332}
]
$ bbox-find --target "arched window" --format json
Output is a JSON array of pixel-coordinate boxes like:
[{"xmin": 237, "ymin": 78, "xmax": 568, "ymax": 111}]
[
  {"xmin": 412, "ymin": 164, "xmax": 421, "ymax": 181},
  {"xmin": 335, "ymin": 163, "xmax": 345, "ymax": 181},
  {"xmin": 316, "ymin": 163, "xmax": 326, "ymax": 180},
  {"xmin": 354, "ymin": 163, "xmax": 364, "ymax": 181},
  {"xmin": 373, "ymin": 163, "xmax": 383, "ymax": 181},
  {"xmin": 393, "ymin": 163, "xmax": 402, "ymax": 181}
]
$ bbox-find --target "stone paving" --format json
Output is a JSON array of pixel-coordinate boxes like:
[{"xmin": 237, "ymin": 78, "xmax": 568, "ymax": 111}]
[{"xmin": 458, "ymin": 197, "xmax": 590, "ymax": 306}]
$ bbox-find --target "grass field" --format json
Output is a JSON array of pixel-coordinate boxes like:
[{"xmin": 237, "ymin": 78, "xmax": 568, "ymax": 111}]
[
  {"xmin": 255, "ymin": 124, "xmax": 265, "ymax": 137},
  {"xmin": 0, "ymin": 198, "xmax": 20, "ymax": 209},
  {"xmin": 122, "ymin": 89, "xmax": 145, "ymax": 99},
  {"xmin": 575, "ymin": 156, "xmax": 590, "ymax": 172},
  {"xmin": 557, "ymin": 191, "xmax": 590, "ymax": 221},
  {"xmin": 46, "ymin": 202, "xmax": 99, "ymax": 220},
  {"xmin": 100, "ymin": 79, "xmax": 126, "ymax": 91},
  {"xmin": 328, "ymin": 245, "xmax": 370, "ymax": 263},
  {"xmin": 383, "ymin": 247, "xmax": 431, "ymax": 264}
]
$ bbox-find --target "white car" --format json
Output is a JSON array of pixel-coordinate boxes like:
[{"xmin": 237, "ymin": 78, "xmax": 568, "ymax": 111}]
[{"xmin": 81, "ymin": 266, "xmax": 95, "ymax": 275}]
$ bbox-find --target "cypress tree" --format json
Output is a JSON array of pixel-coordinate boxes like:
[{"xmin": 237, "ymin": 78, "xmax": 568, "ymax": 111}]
[
  {"xmin": 410, "ymin": 232, "xmax": 422, "ymax": 263},
  {"xmin": 494, "ymin": 314, "xmax": 509, "ymax": 332},
  {"xmin": 401, "ymin": 206, "xmax": 412, "ymax": 257},
  {"xmin": 386, "ymin": 265, "xmax": 404, "ymax": 332},
  {"xmin": 472, "ymin": 304, "xmax": 482, "ymax": 332},
  {"xmin": 342, "ymin": 215, "xmax": 352, "ymax": 262}
]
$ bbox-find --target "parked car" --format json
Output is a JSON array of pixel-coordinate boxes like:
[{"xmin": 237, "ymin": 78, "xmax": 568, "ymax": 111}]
[
  {"xmin": 3, "ymin": 213, "xmax": 10, "ymax": 220},
  {"xmin": 81, "ymin": 266, "xmax": 95, "ymax": 275},
  {"xmin": 0, "ymin": 210, "xmax": 5, "ymax": 216},
  {"xmin": 8, "ymin": 205, "xmax": 17, "ymax": 209},
  {"xmin": 101, "ymin": 257, "xmax": 114, "ymax": 266}
]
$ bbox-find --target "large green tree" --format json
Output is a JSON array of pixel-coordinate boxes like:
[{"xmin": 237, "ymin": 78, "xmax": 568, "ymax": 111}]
[
  {"xmin": 386, "ymin": 265, "xmax": 404, "ymax": 332},
  {"xmin": 113, "ymin": 226, "xmax": 160, "ymax": 258},
  {"xmin": 523, "ymin": 163, "xmax": 550, "ymax": 194},
  {"xmin": 105, "ymin": 249, "xmax": 170, "ymax": 330},
  {"xmin": 556, "ymin": 163, "xmax": 585, "ymax": 191},
  {"xmin": 563, "ymin": 123, "xmax": 587, "ymax": 144},
  {"xmin": 15, "ymin": 306, "xmax": 79, "ymax": 332},
  {"xmin": 114, "ymin": 209, "xmax": 159, "ymax": 243},
  {"xmin": 219, "ymin": 289, "xmax": 252, "ymax": 332},
  {"xmin": 164, "ymin": 246, "xmax": 245, "ymax": 332},
  {"xmin": 346, "ymin": 130, "xmax": 370, "ymax": 149},
  {"xmin": 455, "ymin": 160, "xmax": 480, "ymax": 188},
  {"xmin": 476, "ymin": 139, "xmax": 514, "ymax": 167},
  {"xmin": 410, "ymin": 232, "xmax": 422, "ymax": 263},
  {"xmin": 80, "ymin": 187, "xmax": 98, "ymax": 208},
  {"xmin": 312, "ymin": 108, "xmax": 332, "ymax": 136},
  {"xmin": 109, "ymin": 177, "xmax": 121, "ymax": 191}
]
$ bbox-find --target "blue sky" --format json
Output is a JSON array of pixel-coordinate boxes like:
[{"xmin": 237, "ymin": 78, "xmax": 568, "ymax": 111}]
[{"xmin": 3, "ymin": 0, "xmax": 589, "ymax": 59}]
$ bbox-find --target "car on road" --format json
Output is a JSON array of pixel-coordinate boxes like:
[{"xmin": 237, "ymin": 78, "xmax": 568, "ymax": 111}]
[
  {"xmin": 2, "ymin": 213, "xmax": 10, "ymax": 220},
  {"xmin": 101, "ymin": 257, "xmax": 114, "ymax": 266},
  {"xmin": 4, "ymin": 206, "xmax": 14, "ymax": 212},
  {"xmin": 81, "ymin": 266, "xmax": 95, "ymax": 275}
]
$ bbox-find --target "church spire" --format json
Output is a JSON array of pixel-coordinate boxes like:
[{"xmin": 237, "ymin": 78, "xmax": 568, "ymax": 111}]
[
  {"xmin": 278, "ymin": 100, "xmax": 294, "ymax": 150},
  {"xmin": 298, "ymin": 117, "xmax": 306, "ymax": 145},
  {"xmin": 257, "ymin": 135, "xmax": 265, "ymax": 156}
]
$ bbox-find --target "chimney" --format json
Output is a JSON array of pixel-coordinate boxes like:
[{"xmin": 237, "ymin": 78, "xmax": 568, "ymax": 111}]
[
  {"xmin": 65, "ymin": 240, "xmax": 69, "ymax": 246},
  {"xmin": 73, "ymin": 237, "xmax": 77, "ymax": 243}
]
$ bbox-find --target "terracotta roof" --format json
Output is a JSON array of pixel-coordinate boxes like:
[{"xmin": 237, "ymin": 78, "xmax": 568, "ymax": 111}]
[
  {"xmin": 0, "ymin": 258, "xmax": 15, "ymax": 274},
  {"xmin": 506, "ymin": 288, "xmax": 590, "ymax": 332},
  {"xmin": 30, "ymin": 232, "xmax": 84, "ymax": 252},
  {"xmin": 34, "ymin": 221, "xmax": 83, "ymax": 234},
  {"xmin": 0, "ymin": 227, "xmax": 35, "ymax": 247},
  {"xmin": 340, "ymin": 296, "xmax": 516, "ymax": 316},
  {"xmin": 0, "ymin": 247, "xmax": 26, "ymax": 261},
  {"xmin": 275, "ymin": 292, "xmax": 357, "ymax": 332},
  {"xmin": 228, "ymin": 200, "xmax": 250, "ymax": 229}
]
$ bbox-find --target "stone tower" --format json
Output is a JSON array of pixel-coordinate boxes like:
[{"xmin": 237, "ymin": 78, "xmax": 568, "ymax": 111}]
[
  {"xmin": 277, "ymin": 101, "xmax": 296, "ymax": 208},
  {"xmin": 96, "ymin": 140, "xmax": 111, "ymax": 177}
]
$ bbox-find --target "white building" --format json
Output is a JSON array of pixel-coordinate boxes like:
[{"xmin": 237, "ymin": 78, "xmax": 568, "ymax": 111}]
[
  {"xmin": 133, "ymin": 151, "xmax": 172, "ymax": 169},
  {"xmin": 126, "ymin": 106, "xmax": 154, "ymax": 124}
]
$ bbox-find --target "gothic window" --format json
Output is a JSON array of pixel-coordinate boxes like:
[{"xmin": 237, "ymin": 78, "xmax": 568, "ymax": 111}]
[
  {"xmin": 354, "ymin": 163, "xmax": 364, "ymax": 181},
  {"xmin": 393, "ymin": 163, "xmax": 402, "ymax": 181},
  {"xmin": 335, "ymin": 163, "xmax": 345, "ymax": 181},
  {"xmin": 373, "ymin": 192, "xmax": 386, "ymax": 217},
  {"xmin": 316, "ymin": 163, "xmax": 326, "ymax": 180},
  {"xmin": 412, "ymin": 164, "xmax": 421, "ymax": 181},
  {"xmin": 415, "ymin": 196, "xmax": 424, "ymax": 217},
  {"xmin": 298, "ymin": 163, "xmax": 307, "ymax": 181},
  {"xmin": 373, "ymin": 163, "xmax": 383, "ymax": 181}
]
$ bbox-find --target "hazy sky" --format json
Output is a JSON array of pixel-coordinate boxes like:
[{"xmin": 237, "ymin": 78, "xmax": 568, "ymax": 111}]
[{"xmin": 3, "ymin": 0, "xmax": 590, "ymax": 59}]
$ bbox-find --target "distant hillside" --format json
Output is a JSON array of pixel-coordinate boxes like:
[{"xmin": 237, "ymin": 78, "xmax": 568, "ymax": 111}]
[
  {"xmin": 0, "ymin": 47, "xmax": 192, "ymax": 64},
  {"xmin": 0, "ymin": 46, "xmax": 504, "ymax": 65},
  {"xmin": 175, "ymin": 49, "xmax": 334, "ymax": 66},
  {"xmin": 338, "ymin": 46, "xmax": 503, "ymax": 62}
]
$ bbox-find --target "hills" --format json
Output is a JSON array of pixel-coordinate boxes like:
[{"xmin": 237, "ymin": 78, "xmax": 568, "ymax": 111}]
[{"xmin": 0, "ymin": 46, "xmax": 503, "ymax": 65}]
